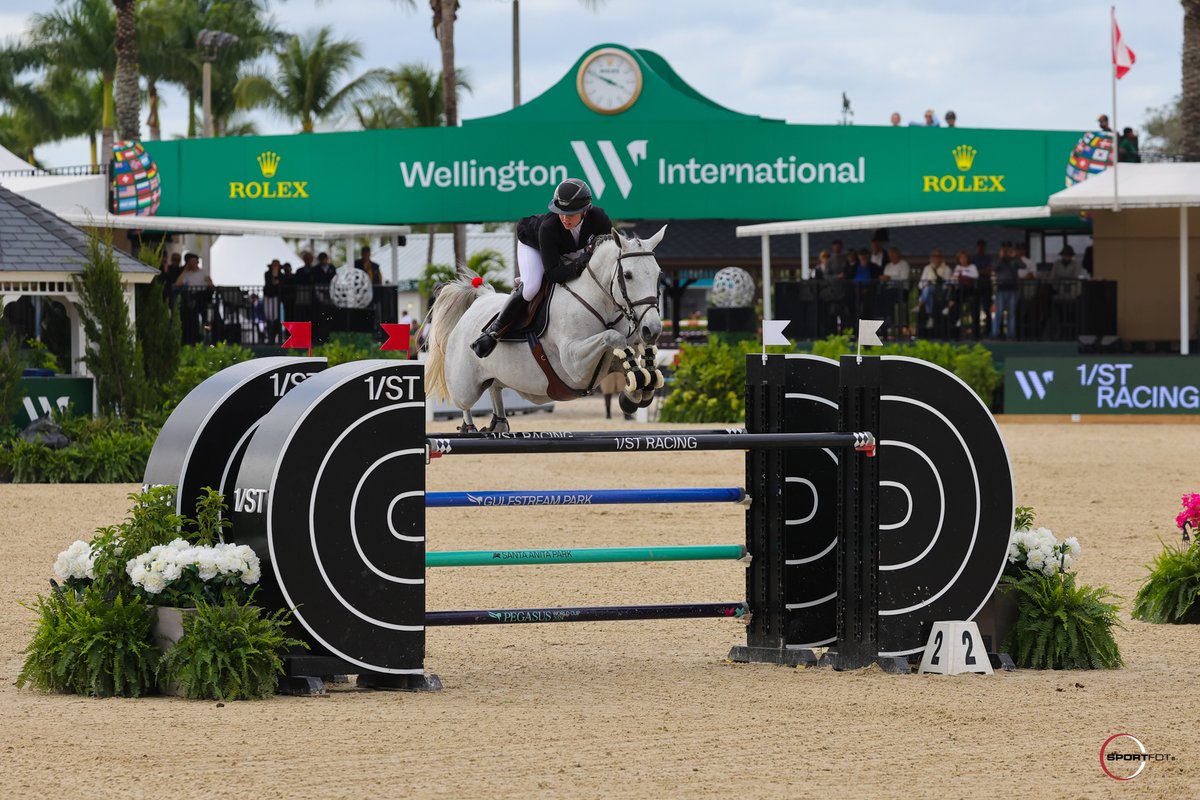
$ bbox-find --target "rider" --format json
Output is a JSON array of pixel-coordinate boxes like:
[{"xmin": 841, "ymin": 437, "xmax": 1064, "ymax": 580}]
[{"xmin": 471, "ymin": 178, "xmax": 613, "ymax": 357}]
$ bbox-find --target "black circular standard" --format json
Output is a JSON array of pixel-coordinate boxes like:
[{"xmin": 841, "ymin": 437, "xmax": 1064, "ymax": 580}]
[
  {"xmin": 875, "ymin": 356, "xmax": 1014, "ymax": 656},
  {"xmin": 142, "ymin": 357, "xmax": 326, "ymax": 520},
  {"xmin": 233, "ymin": 360, "xmax": 427, "ymax": 675},
  {"xmin": 779, "ymin": 355, "xmax": 841, "ymax": 649}
]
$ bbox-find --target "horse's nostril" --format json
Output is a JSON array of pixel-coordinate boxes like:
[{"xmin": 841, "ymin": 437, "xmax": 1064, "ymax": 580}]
[{"xmin": 642, "ymin": 325, "xmax": 654, "ymax": 342}]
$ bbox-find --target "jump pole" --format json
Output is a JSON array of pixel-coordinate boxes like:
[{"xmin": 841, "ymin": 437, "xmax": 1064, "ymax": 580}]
[
  {"xmin": 426, "ymin": 486, "xmax": 747, "ymax": 507},
  {"xmin": 426, "ymin": 544, "xmax": 746, "ymax": 567},
  {"xmin": 428, "ymin": 431, "xmax": 875, "ymax": 457},
  {"xmin": 434, "ymin": 428, "xmax": 748, "ymax": 439},
  {"xmin": 426, "ymin": 602, "xmax": 748, "ymax": 626}
]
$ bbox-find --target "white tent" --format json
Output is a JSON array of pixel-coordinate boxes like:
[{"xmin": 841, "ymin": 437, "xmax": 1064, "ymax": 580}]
[
  {"xmin": 209, "ymin": 235, "xmax": 303, "ymax": 287},
  {"xmin": 0, "ymin": 143, "xmax": 34, "ymax": 172},
  {"xmin": 1048, "ymin": 163, "xmax": 1200, "ymax": 354}
]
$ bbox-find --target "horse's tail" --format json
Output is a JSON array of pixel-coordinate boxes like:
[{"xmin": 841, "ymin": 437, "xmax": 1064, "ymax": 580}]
[{"xmin": 425, "ymin": 276, "xmax": 493, "ymax": 402}]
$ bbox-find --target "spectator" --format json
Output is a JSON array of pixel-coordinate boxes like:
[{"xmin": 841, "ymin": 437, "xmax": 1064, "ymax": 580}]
[
  {"xmin": 294, "ymin": 250, "xmax": 315, "ymax": 284},
  {"xmin": 942, "ymin": 250, "xmax": 979, "ymax": 331},
  {"xmin": 868, "ymin": 235, "xmax": 888, "ymax": 269},
  {"xmin": 1118, "ymin": 127, "xmax": 1140, "ymax": 162},
  {"xmin": 991, "ymin": 241, "xmax": 1021, "ymax": 339},
  {"xmin": 973, "ymin": 240, "xmax": 993, "ymax": 271},
  {"xmin": 881, "ymin": 246, "xmax": 911, "ymax": 282},
  {"xmin": 156, "ymin": 250, "xmax": 182, "ymax": 287},
  {"xmin": 944, "ymin": 110, "xmax": 957, "ymax": 127},
  {"xmin": 248, "ymin": 293, "xmax": 266, "ymax": 335},
  {"xmin": 853, "ymin": 249, "xmax": 877, "ymax": 282},
  {"xmin": 354, "ymin": 245, "xmax": 382, "ymax": 286},
  {"xmin": 890, "ymin": 112, "xmax": 902, "ymax": 126},
  {"xmin": 1049, "ymin": 245, "xmax": 1086, "ymax": 280},
  {"xmin": 974, "ymin": 240, "xmax": 994, "ymax": 333},
  {"xmin": 812, "ymin": 249, "xmax": 830, "ymax": 279},
  {"xmin": 916, "ymin": 249, "xmax": 952, "ymax": 326},
  {"xmin": 1097, "ymin": 114, "xmax": 1112, "ymax": 133},
  {"xmin": 263, "ymin": 259, "xmax": 287, "ymax": 343},
  {"xmin": 828, "ymin": 239, "xmax": 848, "ymax": 278},
  {"xmin": 174, "ymin": 252, "xmax": 213, "ymax": 288},
  {"xmin": 312, "ymin": 252, "xmax": 336, "ymax": 284},
  {"xmin": 1015, "ymin": 243, "xmax": 1038, "ymax": 278},
  {"xmin": 398, "ymin": 308, "xmax": 414, "ymax": 329},
  {"xmin": 909, "ymin": 109, "xmax": 940, "ymax": 127}
]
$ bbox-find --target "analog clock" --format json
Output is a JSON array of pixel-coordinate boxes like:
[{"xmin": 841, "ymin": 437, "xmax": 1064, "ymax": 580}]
[{"xmin": 576, "ymin": 48, "xmax": 643, "ymax": 115}]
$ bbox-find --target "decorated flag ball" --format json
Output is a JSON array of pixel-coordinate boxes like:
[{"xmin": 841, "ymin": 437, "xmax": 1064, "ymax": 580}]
[
  {"xmin": 1065, "ymin": 131, "xmax": 1114, "ymax": 188},
  {"xmin": 109, "ymin": 140, "xmax": 161, "ymax": 216},
  {"xmin": 709, "ymin": 266, "xmax": 756, "ymax": 308}
]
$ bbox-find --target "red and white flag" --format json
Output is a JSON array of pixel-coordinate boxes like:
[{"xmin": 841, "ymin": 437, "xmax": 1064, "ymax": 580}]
[{"xmin": 1112, "ymin": 12, "xmax": 1135, "ymax": 79}]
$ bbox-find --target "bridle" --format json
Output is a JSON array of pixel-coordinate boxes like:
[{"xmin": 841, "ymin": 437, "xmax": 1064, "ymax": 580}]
[{"xmin": 563, "ymin": 237, "xmax": 661, "ymax": 338}]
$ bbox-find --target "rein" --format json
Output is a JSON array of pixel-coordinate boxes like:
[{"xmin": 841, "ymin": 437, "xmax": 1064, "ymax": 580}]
[{"xmin": 561, "ymin": 239, "xmax": 661, "ymax": 339}]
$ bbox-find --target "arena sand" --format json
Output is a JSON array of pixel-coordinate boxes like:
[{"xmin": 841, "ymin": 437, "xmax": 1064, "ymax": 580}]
[{"xmin": 0, "ymin": 397, "xmax": 1196, "ymax": 799}]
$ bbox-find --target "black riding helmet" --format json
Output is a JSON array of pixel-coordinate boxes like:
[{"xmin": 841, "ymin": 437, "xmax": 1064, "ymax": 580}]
[{"xmin": 548, "ymin": 178, "xmax": 593, "ymax": 215}]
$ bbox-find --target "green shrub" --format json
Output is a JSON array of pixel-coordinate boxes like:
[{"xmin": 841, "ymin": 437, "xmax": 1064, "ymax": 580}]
[
  {"xmin": 76, "ymin": 233, "xmax": 144, "ymax": 417},
  {"xmin": 191, "ymin": 486, "xmax": 232, "ymax": 545},
  {"xmin": 1002, "ymin": 570, "xmax": 1124, "ymax": 670},
  {"xmin": 89, "ymin": 487, "xmax": 186, "ymax": 599},
  {"xmin": 660, "ymin": 335, "xmax": 1000, "ymax": 423},
  {"xmin": 159, "ymin": 342, "xmax": 254, "ymax": 412},
  {"xmin": 17, "ymin": 588, "xmax": 159, "ymax": 697},
  {"xmin": 1132, "ymin": 539, "xmax": 1200, "ymax": 624},
  {"xmin": 312, "ymin": 332, "xmax": 409, "ymax": 366},
  {"xmin": 158, "ymin": 595, "xmax": 305, "ymax": 701},
  {"xmin": 0, "ymin": 417, "xmax": 157, "ymax": 483}
]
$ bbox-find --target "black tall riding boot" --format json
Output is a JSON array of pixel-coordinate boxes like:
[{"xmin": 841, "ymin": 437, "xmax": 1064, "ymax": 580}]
[{"xmin": 471, "ymin": 290, "xmax": 528, "ymax": 358}]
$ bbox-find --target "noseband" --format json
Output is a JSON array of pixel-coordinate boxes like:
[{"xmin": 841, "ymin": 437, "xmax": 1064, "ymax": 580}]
[{"xmin": 563, "ymin": 240, "xmax": 661, "ymax": 337}]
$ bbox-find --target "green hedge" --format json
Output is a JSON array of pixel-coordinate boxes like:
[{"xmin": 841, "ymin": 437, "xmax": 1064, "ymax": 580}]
[{"xmin": 660, "ymin": 335, "xmax": 1000, "ymax": 423}]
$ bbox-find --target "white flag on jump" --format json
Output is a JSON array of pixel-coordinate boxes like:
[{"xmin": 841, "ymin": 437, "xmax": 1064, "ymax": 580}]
[
  {"xmin": 763, "ymin": 319, "xmax": 791, "ymax": 346},
  {"xmin": 858, "ymin": 319, "xmax": 883, "ymax": 347}
]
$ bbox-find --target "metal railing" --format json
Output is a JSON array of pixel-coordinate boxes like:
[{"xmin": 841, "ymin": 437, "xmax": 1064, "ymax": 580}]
[
  {"xmin": 167, "ymin": 283, "xmax": 400, "ymax": 347},
  {"xmin": 773, "ymin": 278, "xmax": 1117, "ymax": 342}
]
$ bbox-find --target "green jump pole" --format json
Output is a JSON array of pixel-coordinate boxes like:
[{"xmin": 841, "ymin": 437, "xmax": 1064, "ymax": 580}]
[{"xmin": 425, "ymin": 544, "xmax": 747, "ymax": 568}]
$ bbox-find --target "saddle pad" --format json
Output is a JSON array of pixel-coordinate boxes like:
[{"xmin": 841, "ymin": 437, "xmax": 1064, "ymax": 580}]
[{"xmin": 495, "ymin": 283, "xmax": 554, "ymax": 341}]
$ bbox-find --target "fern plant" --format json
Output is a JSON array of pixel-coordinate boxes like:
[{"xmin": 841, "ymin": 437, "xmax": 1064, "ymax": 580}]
[
  {"xmin": 1002, "ymin": 570, "xmax": 1123, "ymax": 670},
  {"xmin": 1132, "ymin": 539, "xmax": 1200, "ymax": 624},
  {"xmin": 17, "ymin": 588, "xmax": 159, "ymax": 697},
  {"xmin": 158, "ymin": 595, "xmax": 306, "ymax": 700}
]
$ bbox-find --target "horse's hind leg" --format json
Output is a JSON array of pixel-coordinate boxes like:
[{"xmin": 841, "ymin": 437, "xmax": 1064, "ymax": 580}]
[
  {"xmin": 482, "ymin": 384, "xmax": 509, "ymax": 433},
  {"xmin": 458, "ymin": 409, "xmax": 477, "ymax": 433}
]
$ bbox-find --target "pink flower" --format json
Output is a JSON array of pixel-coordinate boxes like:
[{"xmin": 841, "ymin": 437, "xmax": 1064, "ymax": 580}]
[{"xmin": 1176, "ymin": 492, "xmax": 1200, "ymax": 530}]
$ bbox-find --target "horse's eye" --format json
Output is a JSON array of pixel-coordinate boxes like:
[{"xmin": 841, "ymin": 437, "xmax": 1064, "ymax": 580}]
[{"xmin": 624, "ymin": 270, "xmax": 633, "ymax": 280}]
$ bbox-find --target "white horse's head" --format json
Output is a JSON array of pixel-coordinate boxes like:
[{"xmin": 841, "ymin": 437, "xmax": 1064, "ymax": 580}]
[{"xmin": 593, "ymin": 225, "xmax": 666, "ymax": 345}]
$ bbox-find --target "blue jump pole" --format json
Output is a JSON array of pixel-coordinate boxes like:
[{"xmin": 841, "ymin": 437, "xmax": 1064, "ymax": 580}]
[{"xmin": 425, "ymin": 487, "xmax": 747, "ymax": 508}]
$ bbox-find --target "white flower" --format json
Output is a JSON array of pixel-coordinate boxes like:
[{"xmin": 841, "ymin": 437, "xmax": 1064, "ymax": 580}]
[
  {"xmin": 195, "ymin": 550, "xmax": 219, "ymax": 581},
  {"xmin": 1041, "ymin": 560, "xmax": 1059, "ymax": 577},
  {"xmin": 142, "ymin": 572, "xmax": 166, "ymax": 594},
  {"xmin": 53, "ymin": 540, "xmax": 95, "ymax": 582},
  {"xmin": 1063, "ymin": 537, "xmax": 1081, "ymax": 558}
]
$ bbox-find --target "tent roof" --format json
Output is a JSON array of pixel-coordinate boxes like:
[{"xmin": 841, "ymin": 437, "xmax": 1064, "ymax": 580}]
[
  {"xmin": 734, "ymin": 206, "xmax": 1052, "ymax": 238},
  {"xmin": 0, "ymin": 143, "xmax": 32, "ymax": 172},
  {"xmin": 57, "ymin": 210, "xmax": 411, "ymax": 239},
  {"xmin": 1048, "ymin": 163, "xmax": 1200, "ymax": 210}
]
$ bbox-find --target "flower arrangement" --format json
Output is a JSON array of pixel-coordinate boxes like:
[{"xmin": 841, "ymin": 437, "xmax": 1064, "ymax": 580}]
[
  {"xmin": 126, "ymin": 539, "xmax": 261, "ymax": 606},
  {"xmin": 1132, "ymin": 493, "xmax": 1200, "ymax": 624},
  {"xmin": 1000, "ymin": 506, "xmax": 1122, "ymax": 670},
  {"xmin": 21, "ymin": 485, "xmax": 298, "ymax": 700}
]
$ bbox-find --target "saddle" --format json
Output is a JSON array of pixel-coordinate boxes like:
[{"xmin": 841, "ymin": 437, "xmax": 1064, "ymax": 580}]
[{"xmin": 488, "ymin": 282, "xmax": 555, "ymax": 342}]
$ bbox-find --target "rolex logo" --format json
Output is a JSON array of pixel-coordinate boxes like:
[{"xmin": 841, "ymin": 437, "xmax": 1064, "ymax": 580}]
[
  {"xmin": 952, "ymin": 145, "xmax": 977, "ymax": 172},
  {"xmin": 257, "ymin": 151, "xmax": 280, "ymax": 178}
]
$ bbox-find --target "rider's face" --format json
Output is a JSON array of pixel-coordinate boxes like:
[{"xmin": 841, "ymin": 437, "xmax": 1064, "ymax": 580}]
[{"xmin": 559, "ymin": 213, "xmax": 583, "ymax": 230}]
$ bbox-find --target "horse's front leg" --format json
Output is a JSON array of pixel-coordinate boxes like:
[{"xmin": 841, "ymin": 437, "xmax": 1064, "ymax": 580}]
[{"xmin": 559, "ymin": 329, "xmax": 627, "ymax": 388}]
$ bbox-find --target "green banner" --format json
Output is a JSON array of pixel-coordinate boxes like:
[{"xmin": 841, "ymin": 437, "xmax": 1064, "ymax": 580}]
[
  {"xmin": 14, "ymin": 376, "xmax": 94, "ymax": 427},
  {"xmin": 1004, "ymin": 357, "xmax": 1200, "ymax": 414},
  {"xmin": 144, "ymin": 44, "xmax": 1082, "ymax": 225}
]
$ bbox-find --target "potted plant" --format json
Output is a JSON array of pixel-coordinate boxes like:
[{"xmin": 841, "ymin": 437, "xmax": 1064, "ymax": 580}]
[
  {"xmin": 1000, "ymin": 507, "xmax": 1123, "ymax": 670},
  {"xmin": 1132, "ymin": 492, "xmax": 1200, "ymax": 624},
  {"xmin": 20, "ymin": 485, "xmax": 302, "ymax": 700}
]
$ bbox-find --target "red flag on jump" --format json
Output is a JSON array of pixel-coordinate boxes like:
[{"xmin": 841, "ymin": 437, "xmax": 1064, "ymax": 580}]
[
  {"xmin": 380, "ymin": 323, "xmax": 412, "ymax": 353},
  {"xmin": 281, "ymin": 321, "xmax": 312, "ymax": 351},
  {"xmin": 1112, "ymin": 12, "xmax": 1135, "ymax": 79}
]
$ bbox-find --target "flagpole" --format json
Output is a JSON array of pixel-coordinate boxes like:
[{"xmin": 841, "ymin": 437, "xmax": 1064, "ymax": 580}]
[{"xmin": 1111, "ymin": 5, "xmax": 1120, "ymax": 212}]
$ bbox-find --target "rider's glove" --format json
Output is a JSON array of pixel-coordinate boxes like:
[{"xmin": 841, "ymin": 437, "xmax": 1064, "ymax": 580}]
[{"xmin": 564, "ymin": 252, "xmax": 591, "ymax": 278}]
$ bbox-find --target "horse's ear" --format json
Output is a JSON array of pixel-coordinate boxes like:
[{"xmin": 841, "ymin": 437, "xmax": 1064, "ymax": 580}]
[
  {"xmin": 611, "ymin": 226, "xmax": 622, "ymax": 248},
  {"xmin": 645, "ymin": 224, "xmax": 668, "ymax": 251}
]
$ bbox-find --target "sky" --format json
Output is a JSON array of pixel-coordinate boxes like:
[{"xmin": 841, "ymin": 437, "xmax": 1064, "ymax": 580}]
[{"xmin": 0, "ymin": 0, "xmax": 1185, "ymax": 168}]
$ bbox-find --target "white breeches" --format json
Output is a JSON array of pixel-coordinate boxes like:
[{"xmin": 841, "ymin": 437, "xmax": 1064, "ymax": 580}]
[{"xmin": 517, "ymin": 242, "xmax": 543, "ymax": 301}]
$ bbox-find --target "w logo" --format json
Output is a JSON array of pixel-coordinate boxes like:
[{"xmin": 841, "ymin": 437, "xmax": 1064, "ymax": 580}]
[
  {"xmin": 570, "ymin": 139, "xmax": 648, "ymax": 200},
  {"xmin": 1013, "ymin": 370, "xmax": 1054, "ymax": 400}
]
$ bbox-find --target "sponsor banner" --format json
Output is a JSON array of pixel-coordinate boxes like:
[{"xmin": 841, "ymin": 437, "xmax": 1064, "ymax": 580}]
[
  {"xmin": 1005, "ymin": 357, "xmax": 1200, "ymax": 414},
  {"xmin": 143, "ymin": 47, "xmax": 1080, "ymax": 225},
  {"xmin": 13, "ymin": 376, "xmax": 94, "ymax": 427}
]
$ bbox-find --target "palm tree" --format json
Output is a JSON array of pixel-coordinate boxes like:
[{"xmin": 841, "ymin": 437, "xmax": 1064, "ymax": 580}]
[
  {"xmin": 112, "ymin": 0, "xmax": 140, "ymax": 141},
  {"xmin": 235, "ymin": 27, "xmax": 385, "ymax": 133},
  {"xmin": 1183, "ymin": 1, "xmax": 1200, "ymax": 160},
  {"xmin": 28, "ymin": 0, "xmax": 117, "ymax": 161}
]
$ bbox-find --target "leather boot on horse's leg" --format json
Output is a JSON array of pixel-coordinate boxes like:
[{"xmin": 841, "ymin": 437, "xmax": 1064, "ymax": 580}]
[{"xmin": 471, "ymin": 290, "xmax": 528, "ymax": 358}]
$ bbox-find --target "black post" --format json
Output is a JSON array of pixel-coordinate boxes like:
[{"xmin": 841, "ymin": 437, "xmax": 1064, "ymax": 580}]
[{"xmin": 820, "ymin": 355, "xmax": 906, "ymax": 673}]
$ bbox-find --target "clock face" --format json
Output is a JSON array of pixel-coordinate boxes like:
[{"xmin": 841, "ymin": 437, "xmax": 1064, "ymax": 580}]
[{"xmin": 577, "ymin": 48, "xmax": 643, "ymax": 115}]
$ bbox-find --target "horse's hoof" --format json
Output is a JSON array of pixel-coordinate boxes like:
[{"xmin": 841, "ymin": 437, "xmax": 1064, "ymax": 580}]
[
  {"xmin": 637, "ymin": 393, "xmax": 655, "ymax": 409},
  {"xmin": 483, "ymin": 417, "xmax": 510, "ymax": 433},
  {"xmin": 618, "ymin": 394, "xmax": 639, "ymax": 416},
  {"xmin": 457, "ymin": 422, "xmax": 478, "ymax": 433}
]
